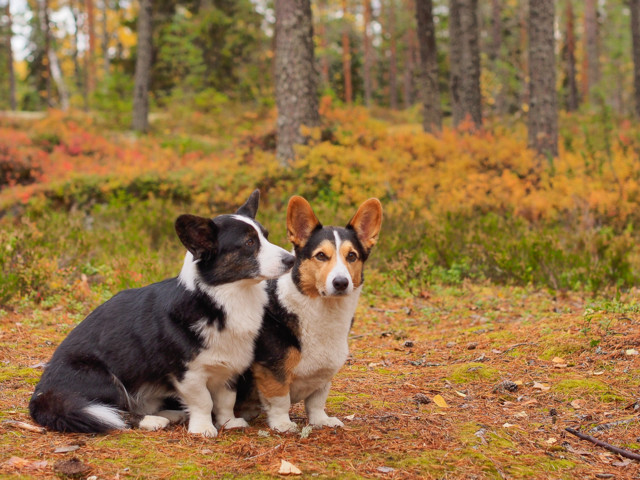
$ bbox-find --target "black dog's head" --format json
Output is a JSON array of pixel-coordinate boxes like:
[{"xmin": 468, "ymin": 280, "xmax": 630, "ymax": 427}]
[{"xmin": 175, "ymin": 190, "xmax": 295, "ymax": 287}]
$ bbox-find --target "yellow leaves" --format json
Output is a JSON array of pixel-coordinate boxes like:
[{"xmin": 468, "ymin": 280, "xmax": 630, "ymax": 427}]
[{"xmin": 432, "ymin": 395, "xmax": 449, "ymax": 408}]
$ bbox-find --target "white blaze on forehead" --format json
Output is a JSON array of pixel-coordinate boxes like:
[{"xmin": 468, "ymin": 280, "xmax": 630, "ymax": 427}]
[
  {"xmin": 232, "ymin": 215, "xmax": 291, "ymax": 279},
  {"xmin": 325, "ymin": 231, "xmax": 354, "ymax": 295}
]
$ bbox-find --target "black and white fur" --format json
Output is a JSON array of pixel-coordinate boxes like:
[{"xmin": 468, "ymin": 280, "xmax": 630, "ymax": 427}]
[
  {"xmin": 235, "ymin": 196, "xmax": 383, "ymax": 432},
  {"xmin": 29, "ymin": 190, "xmax": 295, "ymax": 437}
]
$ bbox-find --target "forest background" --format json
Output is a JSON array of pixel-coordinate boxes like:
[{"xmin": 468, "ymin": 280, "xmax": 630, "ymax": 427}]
[{"xmin": 2, "ymin": 0, "xmax": 640, "ymax": 478}]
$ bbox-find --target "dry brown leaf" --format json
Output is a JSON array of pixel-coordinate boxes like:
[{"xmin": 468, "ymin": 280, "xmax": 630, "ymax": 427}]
[
  {"xmin": 545, "ymin": 437, "xmax": 557, "ymax": 444},
  {"xmin": 5, "ymin": 457, "xmax": 48, "ymax": 471},
  {"xmin": 570, "ymin": 399, "xmax": 584, "ymax": 409},
  {"xmin": 551, "ymin": 357, "xmax": 565, "ymax": 363},
  {"xmin": 532, "ymin": 382, "xmax": 550, "ymax": 391},
  {"xmin": 454, "ymin": 390, "xmax": 467, "ymax": 398},
  {"xmin": 278, "ymin": 459, "xmax": 302, "ymax": 475},
  {"xmin": 432, "ymin": 394, "xmax": 449, "ymax": 408}
]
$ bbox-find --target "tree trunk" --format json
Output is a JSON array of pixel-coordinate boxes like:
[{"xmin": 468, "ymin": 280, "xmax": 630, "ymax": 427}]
[
  {"xmin": 632, "ymin": 0, "xmax": 640, "ymax": 118},
  {"xmin": 388, "ymin": 0, "xmax": 398, "ymax": 109},
  {"xmin": 132, "ymin": 0, "xmax": 153, "ymax": 133},
  {"xmin": 341, "ymin": 0, "xmax": 352, "ymax": 104},
  {"xmin": 42, "ymin": 0, "xmax": 52, "ymax": 107},
  {"xmin": 490, "ymin": 0, "xmax": 501, "ymax": 62},
  {"xmin": 274, "ymin": 0, "xmax": 319, "ymax": 164},
  {"xmin": 49, "ymin": 47, "xmax": 70, "ymax": 111},
  {"xmin": 415, "ymin": 0, "xmax": 441, "ymax": 132},
  {"xmin": 363, "ymin": 0, "xmax": 373, "ymax": 106},
  {"xmin": 449, "ymin": 0, "xmax": 482, "ymax": 128},
  {"xmin": 528, "ymin": 0, "xmax": 557, "ymax": 158},
  {"xmin": 318, "ymin": 0, "xmax": 330, "ymax": 88},
  {"xmin": 6, "ymin": 0, "xmax": 16, "ymax": 111},
  {"xmin": 403, "ymin": 0, "xmax": 416, "ymax": 109},
  {"xmin": 102, "ymin": 0, "xmax": 110, "ymax": 80},
  {"xmin": 564, "ymin": 0, "xmax": 579, "ymax": 112},
  {"xmin": 582, "ymin": 0, "xmax": 599, "ymax": 100},
  {"xmin": 87, "ymin": 0, "xmax": 96, "ymax": 97}
]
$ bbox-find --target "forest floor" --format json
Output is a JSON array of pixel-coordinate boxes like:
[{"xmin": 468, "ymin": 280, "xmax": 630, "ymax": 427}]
[{"xmin": 1, "ymin": 283, "xmax": 640, "ymax": 479}]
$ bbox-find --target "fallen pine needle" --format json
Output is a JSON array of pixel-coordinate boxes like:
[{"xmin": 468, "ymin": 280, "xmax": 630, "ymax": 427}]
[{"xmin": 565, "ymin": 427, "xmax": 640, "ymax": 462}]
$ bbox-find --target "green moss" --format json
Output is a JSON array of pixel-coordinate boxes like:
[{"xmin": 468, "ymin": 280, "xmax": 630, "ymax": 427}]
[
  {"xmin": 448, "ymin": 362, "xmax": 501, "ymax": 384},
  {"xmin": 539, "ymin": 332, "xmax": 585, "ymax": 359},
  {"xmin": 0, "ymin": 366, "xmax": 41, "ymax": 385},
  {"xmin": 552, "ymin": 379, "xmax": 624, "ymax": 402}
]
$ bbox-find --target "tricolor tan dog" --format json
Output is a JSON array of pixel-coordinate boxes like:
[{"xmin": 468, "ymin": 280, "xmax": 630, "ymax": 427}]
[{"xmin": 235, "ymin": 196, "xmax": 382, "ymax": 431}]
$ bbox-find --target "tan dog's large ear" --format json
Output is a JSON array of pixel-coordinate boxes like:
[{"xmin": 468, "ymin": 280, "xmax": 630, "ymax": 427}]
[
  {"xmin": 287, "ymin": 196, "xmax": 322, "ymax": 247},
  {"xmin": 346, "ymin": 198, "xmax": 383, "ymax": 253}
]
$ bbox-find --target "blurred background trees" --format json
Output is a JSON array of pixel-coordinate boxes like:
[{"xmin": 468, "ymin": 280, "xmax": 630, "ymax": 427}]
[{"xmin": 2, "ymin": 1, "xmax": 640, "ymax": 156}]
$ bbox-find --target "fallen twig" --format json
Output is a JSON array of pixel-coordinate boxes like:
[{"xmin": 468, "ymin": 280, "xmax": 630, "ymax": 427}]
[
  {"xmin": 244, "ymin": 443, "xmax": 282, "ymax": 461},
  {"xmin": 565, "ymin": 427, "xmax": 640, "ymax": 462},
  {"xmin": 2, "ymin": 420, "xmax": 46, "ymax": 434},
  {"xmin": 501, "ymin": 342, "xmax": 536, "ymax": 355},
  {"xmin": 589, "ymin": 416, "xmax": 639, "ymax": 433}
]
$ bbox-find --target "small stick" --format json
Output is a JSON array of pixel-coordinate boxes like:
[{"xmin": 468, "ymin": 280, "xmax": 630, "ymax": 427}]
[
  {"xmin": 501, "ymin": 342, "xmax": 536, "ymax": 355},
  {"xmin": 244, "ymin": 443, "xmax": 282, "ymax": 461},
  {"xmin": 565, "ymin": 427, "xmax": 640, "ymax": 462},
  {"xmin": 2, "ymin": 420, "xmax": 46, "ymax": 434},
  {"xmin": 589, "ymin": 416, "xmax": 639, "ymax": 433}
]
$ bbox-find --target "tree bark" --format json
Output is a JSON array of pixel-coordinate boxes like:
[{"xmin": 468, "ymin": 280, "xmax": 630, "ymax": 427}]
[
  {"xmin": 632, "ymin": 0, "xmax": 640, "ymax": 118},
  {"xmin": 415, "ymin": 0, "xmax": 441, "ymax": 132},
  {"xmin": 132, "ymin": 0, "xmax": 153, "ymax": 133},
  {"xmin": 6, "ymin": 0, "xmax": 17, "ymax": 111},
  {"xmin": 582, "ymin": 0, "xmax": 599, "ymax": 99},
  {"xmin": 86, "ymin": 0, "xmax": 96, "ymax": 96},
  {"xmin": 341, "ymin": 0, "xmax": 352, "ymax": 103},
  {"xmin": 317, "ymin": 0, "xmax": 330, "ymax": 88},
  {"xmin": 449, "ymin": 0, "xmax": 482, "ymax": 128},
  {"xmin": 564, "ymin": 0, "xmax": 579, "ymax": 112},
  {"xmin": 42, "ymin": 0, "xmax": 52, "ymax": 107},
  {"xmin": 274, "ymin": 0, "xmax": 319, "ymax": 164},
  {"xmin": 102, "ymin": 0, "xmax": 110, "ymax": 80},
  {"xmin": 388, "ymin": 0, "xmax": 398, "ymax": 109},
  {"xmin": 363, "ymin": 0, "xmax": 373, "ymax": 106},
  {"xmin": 528, "ymin": 0, "xmax": 557, "ymax": 158},
  {"xmin": 403, "ymin": 0, "xmax": 416, "ymax": 109}
]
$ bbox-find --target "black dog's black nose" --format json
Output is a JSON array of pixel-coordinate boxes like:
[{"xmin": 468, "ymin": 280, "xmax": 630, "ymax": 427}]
[
  {"xmin": 282, "ymin": 253, "xmax": 295, "ymax": 269},
  {"xmin": 332, "ymin": 277, "xmax": 349, "ymax": 291}
]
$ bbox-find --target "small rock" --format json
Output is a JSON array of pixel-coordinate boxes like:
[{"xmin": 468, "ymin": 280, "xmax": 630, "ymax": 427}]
[
  {"xmin": 377, "ymin": 466, "xmax": 395, "ymax": 473},
  {"xmin": 446, "ymin": 341, "xmax": 456, "ymax": 348},
  {"xmin": 414, "ymin": 393, "xmax": 431, "ymax": 404},
  {"xmin": 404, "ymin": 340, "xmax": 414, "ymax": 348},
  {"xmin": 467, "ymin": 342, "xmax": 478, "ymax": 350}
]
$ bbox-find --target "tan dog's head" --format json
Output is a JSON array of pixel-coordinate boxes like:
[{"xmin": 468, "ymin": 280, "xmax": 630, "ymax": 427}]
[{"xmin": 286, "ymin": 196, "xmax": 382, "ymax": 297}]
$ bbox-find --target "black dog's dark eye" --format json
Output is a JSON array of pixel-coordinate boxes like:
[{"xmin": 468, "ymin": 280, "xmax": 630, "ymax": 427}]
[
  {"xmin": 315, "ymin": 252, "xmax": 328, "ymax": 261},
  {"xmin": 245, "ymin": 238, "xmax": 255, "ymax": 247},
  {"xmin": 346, "ymin": 252, "xmax": 358, "ymax": 263}
]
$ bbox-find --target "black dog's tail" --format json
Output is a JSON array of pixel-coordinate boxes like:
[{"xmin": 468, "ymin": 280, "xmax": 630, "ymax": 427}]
[{"xmin": 29, "ymin": 390, "xmax": 126, "ymax": 433}]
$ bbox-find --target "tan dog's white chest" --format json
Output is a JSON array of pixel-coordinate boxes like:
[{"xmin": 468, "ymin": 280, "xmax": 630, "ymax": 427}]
[{"xmin": 277, "ymin": 274, "xmax": 360, "ymax": 403}]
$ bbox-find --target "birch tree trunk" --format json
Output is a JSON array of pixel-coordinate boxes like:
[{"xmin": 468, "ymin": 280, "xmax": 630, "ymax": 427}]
[{"xmin": 6, "ymin": 0, "xmax": 17, "ymax": 111}]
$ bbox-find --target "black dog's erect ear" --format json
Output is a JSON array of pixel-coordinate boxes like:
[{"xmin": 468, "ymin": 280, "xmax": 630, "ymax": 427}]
[
  {"xmin": 235, "ymin": 189, "xmax": 260, "ymax": 219},
  {"xmin": 175, "ymin": 214, "xmax": 218, "ymax": 261}
]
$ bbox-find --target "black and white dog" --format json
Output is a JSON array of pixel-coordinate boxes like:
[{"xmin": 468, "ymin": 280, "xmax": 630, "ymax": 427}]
[{"xmin": 29, "ymin": 190, "xmax": 295, "ymax": 437}]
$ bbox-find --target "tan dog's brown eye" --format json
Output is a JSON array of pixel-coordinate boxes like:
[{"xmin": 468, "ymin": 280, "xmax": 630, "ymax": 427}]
[
  {"xmin": 315, "ymin": 252, "xmax": 328, "ymax": 261},
  {"xmin": 346, "ymin": 252, "xmax": 358, "ymax": 263}
]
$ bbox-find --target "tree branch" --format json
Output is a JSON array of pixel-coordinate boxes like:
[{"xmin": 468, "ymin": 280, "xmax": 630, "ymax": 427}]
[{"xmin": 565, "ymin": 427, "xmax": 640, "ymax": 462}]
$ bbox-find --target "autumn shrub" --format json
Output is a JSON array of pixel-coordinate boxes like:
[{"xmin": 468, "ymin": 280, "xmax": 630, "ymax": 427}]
[{"xmin": 2, "ymin": 104, "xmax": 640, "ymax": 306}]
